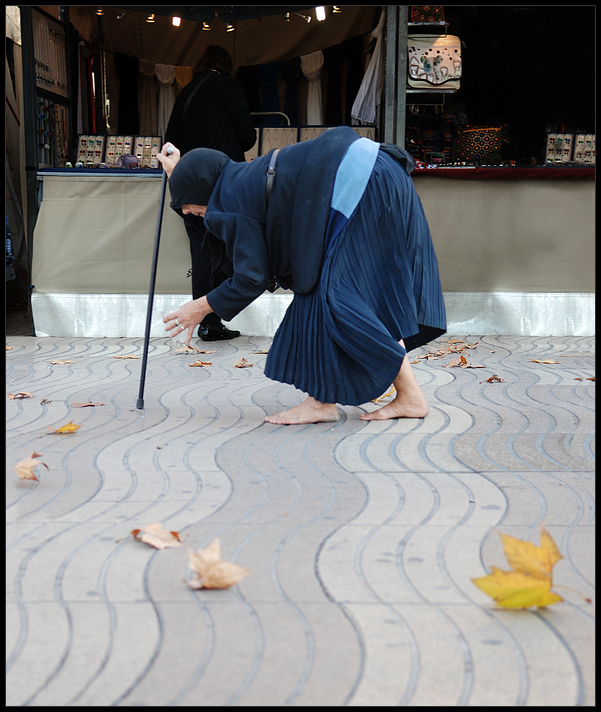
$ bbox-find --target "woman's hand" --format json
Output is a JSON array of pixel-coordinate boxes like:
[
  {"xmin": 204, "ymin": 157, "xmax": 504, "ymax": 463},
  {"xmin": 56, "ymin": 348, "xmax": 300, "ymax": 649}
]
[
  {"xmin": 163, "ymin": 296, "xmax": 213, "ymax": 347},
  {"xmin": 157, "ymin": 143, "xmax": 181, "ymax": 177}
]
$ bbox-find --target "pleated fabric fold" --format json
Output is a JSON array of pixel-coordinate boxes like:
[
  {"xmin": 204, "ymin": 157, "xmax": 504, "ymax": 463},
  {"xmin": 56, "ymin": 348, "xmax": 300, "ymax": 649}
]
[{"xmin": 264, "ymin": 150, "xmax": 446, "ymax": 406}]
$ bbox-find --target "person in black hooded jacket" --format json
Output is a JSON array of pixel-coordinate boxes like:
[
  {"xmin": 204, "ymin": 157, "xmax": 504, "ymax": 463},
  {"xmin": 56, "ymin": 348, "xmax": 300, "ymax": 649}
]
[{"xmin": 164, "ymin": 45, "xmax": 257, "ymax": 341}]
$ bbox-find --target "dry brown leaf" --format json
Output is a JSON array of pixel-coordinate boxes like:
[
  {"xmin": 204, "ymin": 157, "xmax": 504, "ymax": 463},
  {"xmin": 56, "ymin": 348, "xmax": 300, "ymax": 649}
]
[
  {"xmin": 443, "ymin": 355, "xmax": 467, "ymax": 368},
  {"xmin": 186, "ymin": 537, "xmax": 250, "ymax": 589},
  {"xmin": 71, "ymin": 402, "xmax": 105, "ymax": 408},
  {"xmin": 531, "ymin": 359, "xmax": 561, "ymax": 364},
  {"xmin": 481, "ymin": 374, "xmax": 505, "ymax": 383},
  {"xmin": 8, "ymin": 392, "xmax": 34, "ymax": 400},
  {"xmin": 40, "ymin": 398, "xmax": 53, "ymax": 405},
  {"xmin": 234, "ymin": 357, "xmax": 253, "ymax": 368},
  {"xmin": 173, "ymin": 346, "xmax": 216, "ymax": 355},
  {"xmin": 46, "ymin": 420, "xmax": 81, "ymax": 434},
  {"xmin": 253, "ymin": 349, "xmax": 269, "ymax": 354},
  {"xmin": 49, "ymin": 360, "xmax": 75, "ymax": 364},
  {"xmin": 131, "ymin": 522, "xmax": 184, "ymax": 550},
  {"xmin": 6, "ymin": 344, "xmax": 13, "ymax": 350},
  {"xmin": 371, "ymin": 386, "xmax": 396, "ymax": 404},
  {"xmin": 114, "ymin": 354, "xmax": 139, "ymax": 359},
  {"xmin": 14, "ymin": 452, "xmax": 48, "ymax": 481},
  {"xmin": 189, "ymin": 360, "xmax": 212, "ymax": 367}
]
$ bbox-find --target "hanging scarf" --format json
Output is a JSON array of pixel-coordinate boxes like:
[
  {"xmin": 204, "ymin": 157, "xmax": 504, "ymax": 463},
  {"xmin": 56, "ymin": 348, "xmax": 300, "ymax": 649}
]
[
  {"xmin": 155, "ymin": 63, "xmax": 176, "ymax": 139},
  {"xmin": 138, "ymin": 58, "xmax": 158, "ymax": 135},
  {"xmin": 280, "ymin": 57, "xmax": 302, "ymax": 126},
  {"xmin": 323, "ymin": 45, "xmax": 344, "ymax": 126},
  {"xmin": 351, "ymin": 10, "xmax": 386, "ymax": 125},
  {"xmin": 300, "ymin": 50, "xmax": 324, "ymax": 125},
  {"xmin": 259, "ymin": 62, "xmax": 280, "ymax": 126},
  {"xmin": 114, "ymin": 53, "xmax": 139, "ymax": 135}
]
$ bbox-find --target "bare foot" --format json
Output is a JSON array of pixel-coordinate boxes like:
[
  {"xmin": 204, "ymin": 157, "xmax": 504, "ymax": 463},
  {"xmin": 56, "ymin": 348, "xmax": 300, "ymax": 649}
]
[
  {"xmin": 360, "ymin": 388, "xmax": 429, "ymax": 421},
  {"xmin": 265, "ymin": 396, "xmax": 339, "ymax": 425}
]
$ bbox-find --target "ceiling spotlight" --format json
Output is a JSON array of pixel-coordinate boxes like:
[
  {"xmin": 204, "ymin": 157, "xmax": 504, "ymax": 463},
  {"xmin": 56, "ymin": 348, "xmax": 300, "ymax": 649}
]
[
  {"xmin": 145, "ymin": 14, "xmax": 155, "ymax": 23},
  {"xmin": 316, "ymin": 6, "xmax": 326, "ymax": 21},
  {"xmin": 116, "ymin": 10, "xmax": 128, "ymax": 20},
  {"xmin": 226, "ymin": 23, "xmax": 235, "ymax": 32},
  {"xmin": 172, "ymin": 16, "xmax": 181, "ymax": 27},
  {"xmin": 333, "ymin": 6, "xmax": 341, "ymax": 14},
  {"xmin": 294, "ymin": 13, "xmax": 311, "ymax": 23},
  {"xmin": 202, "ymin": 21, "xmax": 211, "ymax": 30},
  {"xmin": 283, "ymin": 13, "xmax": 290, "ymax": 21},
  {"xmin": 95, "ymin": 7, "xmax": 103, "ymax": 16}
]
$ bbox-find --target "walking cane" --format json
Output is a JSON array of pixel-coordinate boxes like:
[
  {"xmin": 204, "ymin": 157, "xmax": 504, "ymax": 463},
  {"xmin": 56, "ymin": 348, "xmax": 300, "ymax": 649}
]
[{"xmin": 136, "ymin": 146, "xmax": 173, "ymax": 410}]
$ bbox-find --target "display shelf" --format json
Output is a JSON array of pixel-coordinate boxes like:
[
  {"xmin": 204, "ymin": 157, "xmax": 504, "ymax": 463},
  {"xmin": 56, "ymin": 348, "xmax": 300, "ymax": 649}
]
[{"xmin": 407, "ymin": 21, "xmax": 448, "ymax": 36}]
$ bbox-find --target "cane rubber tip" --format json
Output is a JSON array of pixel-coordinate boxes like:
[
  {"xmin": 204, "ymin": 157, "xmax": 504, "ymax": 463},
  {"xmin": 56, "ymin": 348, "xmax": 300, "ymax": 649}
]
[{"xmin": 136, "ymin": 399, "xmax": 144, "ymax": 410}]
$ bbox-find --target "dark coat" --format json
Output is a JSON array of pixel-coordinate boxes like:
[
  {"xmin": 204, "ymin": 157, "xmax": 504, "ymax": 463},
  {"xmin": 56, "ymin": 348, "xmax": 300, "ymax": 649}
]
[
  {"xmin": 164, "ymin": 70, "xmax": 257, "ymax": 161},
  {"xmin": 203, "ymin": 127, "xmax": 362, "ymax": 320}
]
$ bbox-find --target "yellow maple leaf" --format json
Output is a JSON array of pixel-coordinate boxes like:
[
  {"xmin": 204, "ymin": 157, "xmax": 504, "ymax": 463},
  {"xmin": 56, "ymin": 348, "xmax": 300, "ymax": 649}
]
[
  {"xmin": 14, "ymin": 452, "xmax": 48, "ymax": 481},
  {"xmin": 46, "ymin": 420, "xmax": 81, "ymax": 434},
  {"xmin": 131, "ymin": 523, "xmax": 184, "ymax": 550},
  {"xmin": 472, "ymin": 526, "xmax": 564, "ymax": 608},
  {"xmin": 186, "ymin": 538, "xmax": 250, "ymax": 589}
]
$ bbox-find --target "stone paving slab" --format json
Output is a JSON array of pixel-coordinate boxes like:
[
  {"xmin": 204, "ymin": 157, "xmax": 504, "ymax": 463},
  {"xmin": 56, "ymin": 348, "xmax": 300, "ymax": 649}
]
[{"xmin": 5, "ymin": 333, "xmax": 595, "ymax": 706}]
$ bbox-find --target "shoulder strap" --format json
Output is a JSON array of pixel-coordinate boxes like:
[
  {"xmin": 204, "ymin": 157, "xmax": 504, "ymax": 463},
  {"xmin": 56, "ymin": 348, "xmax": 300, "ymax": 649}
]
[{"xmin": 183, "ymin": 72, "xmax": 213, "ymax": 123}]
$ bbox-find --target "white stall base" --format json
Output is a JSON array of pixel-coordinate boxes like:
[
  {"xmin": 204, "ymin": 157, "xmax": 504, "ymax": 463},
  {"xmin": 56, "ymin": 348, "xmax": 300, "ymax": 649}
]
[{"xmin": 31, "ymin": 291, "xmax": 594, "ymax": 338}]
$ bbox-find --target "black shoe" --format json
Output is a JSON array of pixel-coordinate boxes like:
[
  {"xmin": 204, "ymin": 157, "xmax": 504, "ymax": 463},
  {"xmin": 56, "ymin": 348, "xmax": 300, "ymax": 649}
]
[{"xmin": 198, "ymin": 323, "xmax": 241, "ymax": 341}]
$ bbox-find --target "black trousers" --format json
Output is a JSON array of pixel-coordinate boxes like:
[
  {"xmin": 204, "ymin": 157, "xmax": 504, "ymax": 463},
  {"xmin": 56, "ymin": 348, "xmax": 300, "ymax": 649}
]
[{"xmin": 183, "ymin": 214, "xmax": 226, "ymax": 326}]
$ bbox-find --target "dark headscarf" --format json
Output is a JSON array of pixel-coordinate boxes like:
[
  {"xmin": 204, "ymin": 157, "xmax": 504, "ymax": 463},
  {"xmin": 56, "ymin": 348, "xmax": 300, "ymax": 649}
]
[
  {"xmin": 169, "ymin": 147, "xmax": 233, "ymax": 279},
  {"xmin": 169, "ymin": 147, "xmax": 230, "ymax": 212}
]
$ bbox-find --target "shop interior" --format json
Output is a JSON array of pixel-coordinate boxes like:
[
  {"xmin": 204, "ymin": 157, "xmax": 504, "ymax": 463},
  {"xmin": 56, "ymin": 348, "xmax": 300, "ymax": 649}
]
[
  {"xmin": 6, "ymin": 5, "xmax": 596, "ymax": 167},
  {"xmin": 5, "ymin": 6, "xmax": 596, "ymax": 315}
]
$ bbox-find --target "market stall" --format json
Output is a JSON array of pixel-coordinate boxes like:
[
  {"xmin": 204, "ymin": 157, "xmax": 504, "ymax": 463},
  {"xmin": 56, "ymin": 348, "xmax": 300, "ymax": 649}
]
[{"xmin": 7, "ymin": 6, "xmax": 595, "ymax": 337}]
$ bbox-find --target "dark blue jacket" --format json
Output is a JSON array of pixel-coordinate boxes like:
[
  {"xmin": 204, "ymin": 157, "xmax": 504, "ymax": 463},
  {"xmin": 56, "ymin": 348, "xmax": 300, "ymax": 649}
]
[{"xmin": 204, "ymin": 126, "xmax": 361, "ymax": 320}]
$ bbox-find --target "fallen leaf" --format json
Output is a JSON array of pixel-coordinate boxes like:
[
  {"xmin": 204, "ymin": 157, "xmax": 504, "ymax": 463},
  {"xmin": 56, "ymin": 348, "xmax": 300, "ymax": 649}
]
[
  {"xmin": 6, "ymin": 344, "xmax": 13, "ymax": 350},
  {"xmin": 46, "ymin": 420, "xmax": 81, "ymax": 434},
  {"xmin": 443, "ymin": 355, "xmax": 467, "ymax": 368},
  {"xmin": 173, "ymin": 346, "xmax": 216, "ymax": 355},
  {"xmin": 71, "ymin": 402, "xmax": 105, "ymax": 408},
  {"xmin": 371, "ymin": 386, "xmax": 395, "ymax": 404},
  {"xmin": 114, "ymin": 354, "xmax": 139, "ymax": 359},
  {"xmin": 49, "ymin": 360, "xmax": 75, "ymax": 364},
  {"xmin": 8, "ymin": 392, "xmax": 34, "ymax": 400},
  {"xmin": 189, "ymin": 360, "xmax": 212, "ymax": 367},
  {"xmin": 40, "ymin": 399, "xmax": 53, "ymax": 405},
  {"xmin": 253, "ymin": 349, "xmax": 269, "ymax": 354},
  {"xmin": 530, "ymin": 359, "xmax": 561, "ymax": 364},
  {"xmin": 14, "ymin": 452, "xmax": 48, "ymax": 481},
  {"xmin": 587, "ymin": 377, "xmax": 595, "ymax": 381},
  {"xmin": 481, "ymin": 375, "xmax": 505, "ymax": 383},
  {"xmin": 186, "ymin": 538, "xmax": 250, "ymax": 589},
  {"xmin": 131, "ymin": 523, "xmax": 184, "ymax": 550},
  {"xmin": 234, "ymin": 357, "xmax": 253, "ymax": 368},
  {"xmin": 471, "ymin": 526, "xmax": 565, "ymax": 608}
]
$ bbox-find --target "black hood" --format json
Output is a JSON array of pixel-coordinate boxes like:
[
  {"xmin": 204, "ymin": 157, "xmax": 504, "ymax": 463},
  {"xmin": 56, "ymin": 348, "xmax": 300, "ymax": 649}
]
[{"xmin": 169, "ymin": 147, "xmax": 230, "ymax": 214}]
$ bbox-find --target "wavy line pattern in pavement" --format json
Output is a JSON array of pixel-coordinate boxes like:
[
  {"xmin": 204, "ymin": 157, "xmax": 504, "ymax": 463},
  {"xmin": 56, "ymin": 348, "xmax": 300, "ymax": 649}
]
[{"xmin": 6, "ymin": 334, "xmax": 595, "ymax": 706}]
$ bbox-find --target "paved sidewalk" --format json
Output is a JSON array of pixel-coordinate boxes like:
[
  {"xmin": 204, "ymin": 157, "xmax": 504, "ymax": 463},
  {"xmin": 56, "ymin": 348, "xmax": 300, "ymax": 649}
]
[{"xmin": 6, "ymin": 323, "xmax": 595, "ymax": 706}]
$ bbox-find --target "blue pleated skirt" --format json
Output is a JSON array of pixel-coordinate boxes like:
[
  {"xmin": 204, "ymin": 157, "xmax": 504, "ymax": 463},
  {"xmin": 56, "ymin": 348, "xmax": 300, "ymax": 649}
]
[{"xmin": 264, "ymin": 150, "xmax": 447, "ymax": 406}]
